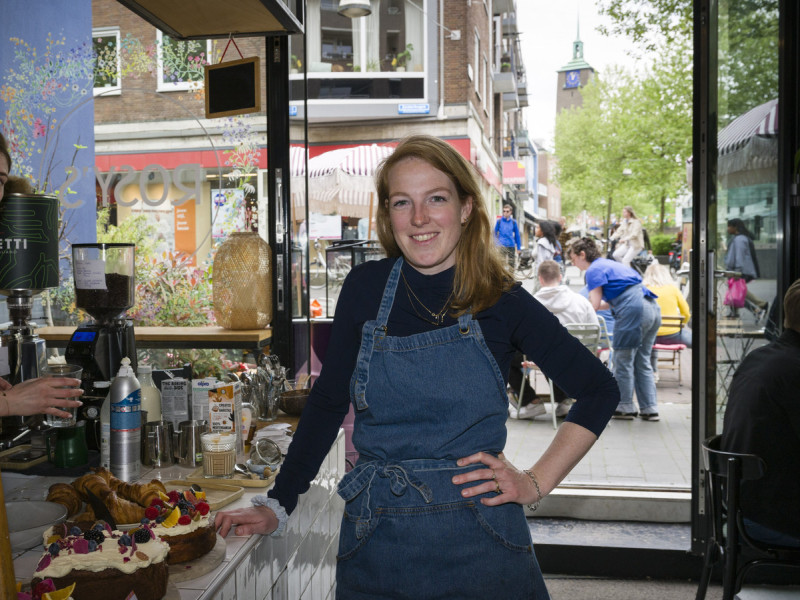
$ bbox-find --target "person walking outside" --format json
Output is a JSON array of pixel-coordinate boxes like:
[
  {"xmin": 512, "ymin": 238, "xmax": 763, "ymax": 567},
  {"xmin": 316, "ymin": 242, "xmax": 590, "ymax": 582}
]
[
  {"xmin": 494, "ymin": 202, "xmax": 521, "ymax": 268},
  {"xmin": 725, "ymin": 218, "xmax": 769, "ymax": 321},
  {"xmin": 569, "ymin": 237, "xmax": 661, "ymax": 421},
  {"xmin": 215, "ymin": 135, "xmax": 619, "ymax": 599},
  {"xmin": 610, "ymin": 206, "xmax": 645, "ymax": 267}
]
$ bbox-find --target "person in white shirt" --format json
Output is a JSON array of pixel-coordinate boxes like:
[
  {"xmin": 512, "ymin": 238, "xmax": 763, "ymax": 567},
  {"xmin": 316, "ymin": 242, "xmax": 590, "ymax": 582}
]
[
  {"xmin": 524, "ymin": 260, "xmax": 600, "ymax": 418},
  {"xmin": 610, "ymin": 206, "xmax": 645, "ymax": 267}
]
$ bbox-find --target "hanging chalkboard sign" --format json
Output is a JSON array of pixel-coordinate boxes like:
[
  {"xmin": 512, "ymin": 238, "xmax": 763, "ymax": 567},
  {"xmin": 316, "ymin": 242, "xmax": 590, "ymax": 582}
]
[{"xmin": 204, "ymin": 56, "xmax": 261, "ymax": 119}]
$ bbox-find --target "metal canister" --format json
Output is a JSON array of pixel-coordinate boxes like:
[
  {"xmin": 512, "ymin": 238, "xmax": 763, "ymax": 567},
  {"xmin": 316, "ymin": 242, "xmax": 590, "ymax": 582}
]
[{"xmin": 110, "ymin": 357, "xmax": 142, "ymax": 482}]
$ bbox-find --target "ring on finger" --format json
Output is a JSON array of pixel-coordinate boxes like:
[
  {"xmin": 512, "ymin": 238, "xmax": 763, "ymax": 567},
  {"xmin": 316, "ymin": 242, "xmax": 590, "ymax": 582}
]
[
  {"xmin": 491, "ymin": 469, "xmax": 497, "ymax": 480},
  {"xmin": 495, "ymin": 481, "xmax": 501, "ymax": 494}
]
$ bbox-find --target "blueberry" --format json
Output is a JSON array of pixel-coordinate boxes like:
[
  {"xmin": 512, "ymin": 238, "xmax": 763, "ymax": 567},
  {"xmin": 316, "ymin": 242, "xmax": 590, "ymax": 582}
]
[
  {"xmin": 87, "ymin": 540, "xmax": 98, "ymax": 552},
  {"xmin": 140, "ymin": 518, "xmax": 150, "ymax": 524},
  {"xmin": 48, "ymin": 542, "xmax": 60, "ymax": 556},
  {"xmin": 69, "ymin": 526, "xmax": 82, "ymax": 536},
  {"xmin": 118, "ymin": 534, "xmax": 132, "ymax": 546}
]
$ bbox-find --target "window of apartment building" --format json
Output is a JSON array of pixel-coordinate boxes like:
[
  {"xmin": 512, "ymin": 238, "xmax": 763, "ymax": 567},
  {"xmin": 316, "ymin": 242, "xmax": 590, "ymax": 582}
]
[
  {"xmin": 156, "ymin": 31, "xmax": 211, "ymax": 92},
  {"xmin": 298, "ymin": 0, "xmax": 424, "ymax": 73},
  {"xmin": 93, "ymin": 28, "xmax": 121, "ymax": 96},
  {"xmin": 473, "ymin": 32, "xmax": 480, "ymax": 93}
]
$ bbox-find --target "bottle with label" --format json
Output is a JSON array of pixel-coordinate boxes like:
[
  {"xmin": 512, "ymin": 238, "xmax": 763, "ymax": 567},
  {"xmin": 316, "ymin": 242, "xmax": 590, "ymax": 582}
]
[
  {"xmin": 96, "ymin": 381, "xmax": 112, "ymax": 470},
  {"xmin": 138, "ymin": 365, "xmax": 162, "ymax": 423},
  {"xmin": 110, "ymin": 357, "xmax": 142, "ymax": 482}
]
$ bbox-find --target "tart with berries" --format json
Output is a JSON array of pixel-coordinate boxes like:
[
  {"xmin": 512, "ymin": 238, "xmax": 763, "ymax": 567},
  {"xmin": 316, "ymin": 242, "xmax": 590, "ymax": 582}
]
[
  {"xmin": 31, "ymin": 522, "xmax": 169, "ymax": 600},
  {"xmin": 144, "ymin": 489, "xmax": 216, "ymax": 564}
]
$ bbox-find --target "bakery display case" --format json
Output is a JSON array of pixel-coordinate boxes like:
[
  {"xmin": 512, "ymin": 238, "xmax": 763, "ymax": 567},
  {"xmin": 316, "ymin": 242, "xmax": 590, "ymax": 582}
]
[{"xmin": 325, "ymin": 240, "xmax": 385, "ymax": 315}]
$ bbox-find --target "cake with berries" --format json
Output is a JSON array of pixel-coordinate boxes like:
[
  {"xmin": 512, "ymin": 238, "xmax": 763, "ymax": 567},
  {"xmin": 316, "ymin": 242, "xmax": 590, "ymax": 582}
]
[
  {"xmin": 31, "ymin": 522, "xmax": 168, "ymax": 600},
  {"xmin": 144, "ymin": 488, "xmax": 216, "ymax": 564}
]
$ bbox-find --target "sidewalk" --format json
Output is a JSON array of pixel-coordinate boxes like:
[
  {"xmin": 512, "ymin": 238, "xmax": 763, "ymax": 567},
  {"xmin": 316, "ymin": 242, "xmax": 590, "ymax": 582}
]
[{"xmin": 507, "ymin": 265, "xmax": 693, "ymax": 491}]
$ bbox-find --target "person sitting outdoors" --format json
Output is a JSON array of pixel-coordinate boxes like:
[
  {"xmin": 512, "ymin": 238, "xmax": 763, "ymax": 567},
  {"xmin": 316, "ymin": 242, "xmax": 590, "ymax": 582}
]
[
  {"xmin": 610, "ymin": 206, "xmax": 645, "ymax": 268},
  {"xmin": 642, "ymin": 263, "xmax": 692, "ymax": 381},
  {"xmin": 533, "ymin": 260, "xmax": 599, "ymax": 417},
  {"xmin": 721, "ymin": 277, "xmax": 800, "ymax": 548}
]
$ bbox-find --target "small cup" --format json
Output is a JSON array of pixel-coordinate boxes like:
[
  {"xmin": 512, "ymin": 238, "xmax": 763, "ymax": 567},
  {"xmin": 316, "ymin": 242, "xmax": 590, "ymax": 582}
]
[
  {"xmin": 42, "ymin": 364, "xmax": 83, "ymax": 428},
  {"xmin": 201, "ymin": 432, "xmax": 236, "ymax": 478}
]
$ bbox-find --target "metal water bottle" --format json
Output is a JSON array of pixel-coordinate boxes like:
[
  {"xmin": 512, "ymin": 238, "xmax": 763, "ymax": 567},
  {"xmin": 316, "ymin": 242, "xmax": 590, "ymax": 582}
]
[{"xmin": 110, "ymin": 357, "xmax": 142, "ymax": 482}]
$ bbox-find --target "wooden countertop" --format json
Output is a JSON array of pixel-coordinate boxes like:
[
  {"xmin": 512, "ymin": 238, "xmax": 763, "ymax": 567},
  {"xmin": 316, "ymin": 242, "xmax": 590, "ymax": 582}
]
[{"xmin": 36, "ymin": 326, "xmax": 272, "ymax": 349}]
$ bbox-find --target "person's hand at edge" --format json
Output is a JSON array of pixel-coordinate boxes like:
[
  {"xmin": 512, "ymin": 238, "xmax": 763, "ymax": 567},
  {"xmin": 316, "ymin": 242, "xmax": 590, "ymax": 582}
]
[
  {"xmin": 214, "ymin": 505, "xmax": 278, "ymax": 538},
  {"xmin": 0, "ymin": 377, "xmax": 83, "ymax": 418}
]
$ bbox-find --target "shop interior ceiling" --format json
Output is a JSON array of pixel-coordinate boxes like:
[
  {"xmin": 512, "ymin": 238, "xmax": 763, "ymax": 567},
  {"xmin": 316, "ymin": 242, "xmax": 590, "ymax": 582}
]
[{"xmin": 115, "ymin": 0, "xmax": 303, "ymax": 39}]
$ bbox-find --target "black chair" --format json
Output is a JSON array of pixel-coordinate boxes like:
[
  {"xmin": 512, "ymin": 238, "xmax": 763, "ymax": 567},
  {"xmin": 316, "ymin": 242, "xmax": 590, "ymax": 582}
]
[{"xmin": 696, "ymin": 435, "xmax": 800, "ymax": 600}]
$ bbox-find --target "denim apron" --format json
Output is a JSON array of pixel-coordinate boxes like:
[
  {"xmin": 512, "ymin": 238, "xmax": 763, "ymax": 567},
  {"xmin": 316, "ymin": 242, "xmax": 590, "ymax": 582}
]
[{"xmin": 335, "ymin": 258, "xmax": 549, "ymax": 599}]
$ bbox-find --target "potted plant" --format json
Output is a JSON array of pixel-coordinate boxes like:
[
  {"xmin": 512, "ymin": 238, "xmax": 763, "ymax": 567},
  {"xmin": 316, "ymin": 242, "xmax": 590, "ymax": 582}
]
[
  {"xmin": 501, "ymin": 62, "xmax": 511, "ymax": 73},
  {"xmin": 392, "ymin": 43, "xmax": 414, "ymax": 72}
]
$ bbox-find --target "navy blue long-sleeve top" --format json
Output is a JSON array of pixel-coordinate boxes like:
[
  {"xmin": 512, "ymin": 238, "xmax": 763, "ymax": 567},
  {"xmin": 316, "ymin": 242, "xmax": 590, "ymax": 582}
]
[{"xmin": 269, "ymin": 258, "xmax": 619, "ymax": 513}]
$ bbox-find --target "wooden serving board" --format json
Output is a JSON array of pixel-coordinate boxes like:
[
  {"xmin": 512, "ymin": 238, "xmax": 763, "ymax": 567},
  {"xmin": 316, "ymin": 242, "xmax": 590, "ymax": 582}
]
[
  {"xmin": 185, "ymin": 467, "xmax": 278, "ymax": 489},
  {"xmin": 163, "ymin": 480, "xmax": 244, "ymax": 510},
  {"xmin": 0, "ymin": 444, "xmax": 49, "ymax": 470},
  {"xmin": 168, "ymin": 533, "xmax": 226, "ymax": 583}
]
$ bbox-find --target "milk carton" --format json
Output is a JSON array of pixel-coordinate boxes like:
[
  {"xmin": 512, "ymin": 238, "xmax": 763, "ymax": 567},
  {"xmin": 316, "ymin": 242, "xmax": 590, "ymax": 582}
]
[
  {"xmin": 160, "ymin": 378, "xmax": 190, "ymax": 428},
  {"xmin": 208, "ymin": 381, "xmax": 243, "ymax": 455},
  {"xmin": 191, "ymin": 378, "xmax": 217, "ymax": 424}
]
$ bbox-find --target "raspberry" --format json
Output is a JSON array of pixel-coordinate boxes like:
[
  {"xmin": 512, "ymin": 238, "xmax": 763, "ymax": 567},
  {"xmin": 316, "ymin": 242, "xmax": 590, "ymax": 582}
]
[
  {"xmin": 167, "ymin": 490, "xmax": 181, "ymax": 504},
  {"xmin": 178, "ymin": 515, "xmax": 191, "ymax": 525},
  {"xmin": 83, "ymin": 529, "xmax": 105, "ymax": 545},
  {"xmin": 144, "ymin": 506, "xmax": 159, "ymax": 520},
  {"xmin": 132, "ymin": 528, "xmax": 152, "ymax": 544},
  {"xmin": 196, "ymin": 502, "xmax": 210, "ymax": 516},
  {"xmin": 150, "ymin": 497, "xmax": 164, "ymax": 507}
]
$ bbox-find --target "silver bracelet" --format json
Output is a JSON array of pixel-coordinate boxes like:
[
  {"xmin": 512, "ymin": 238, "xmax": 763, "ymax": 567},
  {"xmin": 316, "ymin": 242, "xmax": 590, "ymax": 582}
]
[
  {"xmin": 523, "ymin": 469, "xmax": 543, "ymax": 512},
  {"xmin": 251, "ymin": 495, "xmax": 288, "ymax": 537}
]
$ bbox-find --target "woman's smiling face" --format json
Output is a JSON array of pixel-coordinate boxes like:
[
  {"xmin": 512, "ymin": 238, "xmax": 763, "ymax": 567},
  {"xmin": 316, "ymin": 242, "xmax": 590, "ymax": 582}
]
[{"xmin": 386, "ymin": 157, "xmax": 472, "ymax": 275}]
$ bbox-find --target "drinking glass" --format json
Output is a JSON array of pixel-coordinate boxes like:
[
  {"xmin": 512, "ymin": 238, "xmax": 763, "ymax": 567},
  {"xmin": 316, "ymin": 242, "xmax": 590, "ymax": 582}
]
[{"xmin": 42, "ymin": 364, "xmax": 83, "ymax": 428}]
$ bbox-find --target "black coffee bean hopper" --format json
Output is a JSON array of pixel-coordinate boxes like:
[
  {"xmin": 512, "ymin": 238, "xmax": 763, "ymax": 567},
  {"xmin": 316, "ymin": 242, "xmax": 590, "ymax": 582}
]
[{"xmin": 65, "ymin": 243, "xmax": 137, "ymax": 450}]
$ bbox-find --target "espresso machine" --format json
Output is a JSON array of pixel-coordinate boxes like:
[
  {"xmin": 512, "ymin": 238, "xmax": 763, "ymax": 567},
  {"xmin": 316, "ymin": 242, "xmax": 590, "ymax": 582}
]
[
  {"xmin": 0, "ymin": 193, "xmax": 61, "ymax": 449},
  {"xmin": 65, "ymin": 243, "xmax": 137, "ymax": 449}
]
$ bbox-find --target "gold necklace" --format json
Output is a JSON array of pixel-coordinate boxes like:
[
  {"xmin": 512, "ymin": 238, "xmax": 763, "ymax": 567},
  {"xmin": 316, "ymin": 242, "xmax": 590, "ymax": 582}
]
[{"xmin": 400, "ymin": 269, "xmax": 453, "ymax": 326}]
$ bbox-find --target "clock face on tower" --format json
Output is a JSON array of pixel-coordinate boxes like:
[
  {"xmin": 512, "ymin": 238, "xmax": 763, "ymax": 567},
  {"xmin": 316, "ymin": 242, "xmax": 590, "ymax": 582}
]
[{"xmin": 565, "ymin": 70, "xmax": 580, "ymax": 89}]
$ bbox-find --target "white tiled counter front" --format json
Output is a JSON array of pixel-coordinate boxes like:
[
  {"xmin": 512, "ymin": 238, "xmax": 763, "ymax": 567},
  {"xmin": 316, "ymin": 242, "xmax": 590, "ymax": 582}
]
[
  {"xmin": 177, "ymin": 429, "xmax": 345, "ymax": 600},
  {"xmin": 7, "ymin": 429, "xmax": 345, "ymax": 600}
]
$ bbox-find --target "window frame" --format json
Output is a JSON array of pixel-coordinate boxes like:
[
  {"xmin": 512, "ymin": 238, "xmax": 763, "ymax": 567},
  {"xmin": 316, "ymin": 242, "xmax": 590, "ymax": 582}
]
[
  {"xmin": 156, "ymin": 30, "xmax": 212, "ymax": 92},
  {"xmin": 93, "ymin": 27, "xmax": 122, "ymax": 97}
]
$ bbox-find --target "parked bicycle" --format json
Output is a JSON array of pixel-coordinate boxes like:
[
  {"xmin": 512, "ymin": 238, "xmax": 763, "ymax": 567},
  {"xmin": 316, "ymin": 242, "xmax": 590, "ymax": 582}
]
[{"xmin": 515, "ymin": 248, "xmax": 534, "ymax": 280}]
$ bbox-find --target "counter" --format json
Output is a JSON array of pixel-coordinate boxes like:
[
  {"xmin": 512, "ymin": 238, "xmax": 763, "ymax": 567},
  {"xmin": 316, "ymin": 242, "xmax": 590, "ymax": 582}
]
[{"xmin": 5, "ymin": 429, "xmax": 344, "ymax": 600}]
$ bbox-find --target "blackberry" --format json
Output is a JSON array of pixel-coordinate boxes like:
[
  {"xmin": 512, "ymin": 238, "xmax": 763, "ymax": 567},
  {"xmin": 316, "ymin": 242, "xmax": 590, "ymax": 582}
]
[
  {"xmin": 83, "ymin": 529, "xmax": 105, "ymax": 544},
  {"xmin": 132, "ymin": 528, "xmax": 152, "ymax": 544}
]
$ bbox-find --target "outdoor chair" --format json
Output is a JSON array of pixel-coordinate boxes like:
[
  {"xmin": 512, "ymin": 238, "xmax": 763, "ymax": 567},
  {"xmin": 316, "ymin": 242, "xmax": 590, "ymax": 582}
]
[
  {"xmin": 519, "ymin": 322, "xmax": 602, "ymax": 430},
  {"xmin": 695, "ymin": 435, "xmax": 800, "ymax": 600},
  {"xmin": 597, "ymin": 315, "xmax": 613, "ymax": 371},
  {"xmin": 653, "ymin": 315, "xmax": 687, "ymax": 384}
]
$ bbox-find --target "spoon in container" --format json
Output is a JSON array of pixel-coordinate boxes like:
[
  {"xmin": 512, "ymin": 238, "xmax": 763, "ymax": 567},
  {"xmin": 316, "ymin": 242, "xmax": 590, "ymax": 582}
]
[{"xmin": 234, "ymin": 463, "xmax": 250, "ymax": 476}]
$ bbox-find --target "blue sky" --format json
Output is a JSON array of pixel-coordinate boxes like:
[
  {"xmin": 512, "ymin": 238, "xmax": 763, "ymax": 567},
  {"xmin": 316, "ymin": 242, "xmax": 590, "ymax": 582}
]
[{"xmin": 516, "ymin": 0, "xmax": 636, "ymax": 148}]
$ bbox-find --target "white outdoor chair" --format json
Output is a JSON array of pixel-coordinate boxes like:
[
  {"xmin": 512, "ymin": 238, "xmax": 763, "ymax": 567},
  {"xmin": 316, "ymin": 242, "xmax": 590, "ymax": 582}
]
[
  {"xmin": 519, "ymin": 322, "xmax": 602, "ymax": 430},
  {"xmin": 597, "ymin": 315, "xmax": 613, "ymax": 371}
]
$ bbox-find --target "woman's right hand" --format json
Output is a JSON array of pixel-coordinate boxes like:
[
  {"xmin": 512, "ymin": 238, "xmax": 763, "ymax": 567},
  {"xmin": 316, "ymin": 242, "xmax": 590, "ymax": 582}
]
[
  {"xmin": 0, "ymin": 377, "xmax": 83, "ymax": 418},
  {"xmin": 214, "ymin": 505, "xmax": 278, "ymax": 538}
]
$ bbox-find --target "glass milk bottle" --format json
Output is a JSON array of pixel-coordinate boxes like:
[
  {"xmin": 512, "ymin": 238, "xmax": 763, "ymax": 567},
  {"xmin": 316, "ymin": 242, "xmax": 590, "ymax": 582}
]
[{"xmin": 138, "ymin": 364, "xmax": 162, "ymax": 423}]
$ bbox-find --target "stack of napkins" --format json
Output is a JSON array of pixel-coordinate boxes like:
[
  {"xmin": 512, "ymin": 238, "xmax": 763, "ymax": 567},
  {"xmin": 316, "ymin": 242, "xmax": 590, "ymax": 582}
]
[{"xmin": 253, "ymin": 422, "xmax": 292, "ymax": 454}]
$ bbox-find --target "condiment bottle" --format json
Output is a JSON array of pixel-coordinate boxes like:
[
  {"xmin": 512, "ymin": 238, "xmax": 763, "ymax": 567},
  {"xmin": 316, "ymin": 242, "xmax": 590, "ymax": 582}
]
[{"xmin": 138, "ymin": 364, "xmax": 162, "ymax": 423}]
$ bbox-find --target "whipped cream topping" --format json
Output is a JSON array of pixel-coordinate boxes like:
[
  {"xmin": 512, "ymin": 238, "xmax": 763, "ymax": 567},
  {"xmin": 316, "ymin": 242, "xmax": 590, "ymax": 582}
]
[
  {"xmin": 152, "ymin": 513, "xmax": 211, "ymax": 538},
  {"xmin": 35, "ymin": 530, "xmax": 169, "ymax": 578}
]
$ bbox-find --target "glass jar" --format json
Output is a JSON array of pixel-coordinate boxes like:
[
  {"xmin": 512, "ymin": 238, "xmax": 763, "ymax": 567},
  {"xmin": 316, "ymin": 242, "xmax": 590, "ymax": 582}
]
[{"xmin": 201, "ymin": 432, "xmax": 236, "ymax": 478}]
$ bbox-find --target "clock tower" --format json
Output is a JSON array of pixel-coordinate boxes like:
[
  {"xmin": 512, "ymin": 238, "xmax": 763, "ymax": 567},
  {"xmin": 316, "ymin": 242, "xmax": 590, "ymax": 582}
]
[{"xmin": 556, "ymin": 21, "xmax": 594, "ymax": 114}]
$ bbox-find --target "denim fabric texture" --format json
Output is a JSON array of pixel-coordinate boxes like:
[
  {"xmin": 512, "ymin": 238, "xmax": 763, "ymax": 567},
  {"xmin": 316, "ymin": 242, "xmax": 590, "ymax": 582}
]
[
  {"xmin": 337, "ymin": 258, "xmax": 549, "ymax": 599},
  {"xmin": 609, "ymin": 285, "xmax": 660, "ymax": 414}
]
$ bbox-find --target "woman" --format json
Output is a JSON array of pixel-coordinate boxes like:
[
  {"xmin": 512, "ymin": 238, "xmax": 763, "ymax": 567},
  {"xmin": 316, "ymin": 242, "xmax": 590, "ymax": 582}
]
[
  {"xmin": 642, "ymin": 263, "xmax": 692, "ymax": 378},
  {"xmin": 215, "ymin": 136, "xmax": 619, "ymax": 599},
  {"xmin": 725, "ymin": 218, "xmax": 769, "ymax": 320},
  {"xmin": 532, "ymin": 220, "xmax": 558, "ymax": 286},
  {"xmin": 570, "ymin": 237, "xmax": 660, "ymax": 421},
  {"xmin": 610, "ymin": 206, "xmax": 645, "ymax": 267}
]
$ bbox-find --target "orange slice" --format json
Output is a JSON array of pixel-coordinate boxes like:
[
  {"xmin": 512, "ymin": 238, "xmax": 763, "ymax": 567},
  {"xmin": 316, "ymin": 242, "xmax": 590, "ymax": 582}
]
[
  {"xmin": 43, "ymin": 582, "xmax": 76, "ymax": 600},
  {"xmin": 161, "ymin": 506, "xmax": 180, "ymax": 528}
]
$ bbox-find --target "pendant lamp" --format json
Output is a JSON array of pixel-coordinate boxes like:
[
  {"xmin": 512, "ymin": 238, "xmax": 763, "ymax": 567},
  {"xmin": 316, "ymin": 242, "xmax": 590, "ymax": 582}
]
[{"xmin": 338, "ymin": 0, "xmax": 371, "ymax": 18}]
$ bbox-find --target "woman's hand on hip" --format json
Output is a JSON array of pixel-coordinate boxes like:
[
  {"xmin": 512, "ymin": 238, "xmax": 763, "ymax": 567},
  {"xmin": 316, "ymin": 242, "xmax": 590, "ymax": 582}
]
[{"xmin": 451, "ymin": 451, "xmax": 540, "ymax": 507}]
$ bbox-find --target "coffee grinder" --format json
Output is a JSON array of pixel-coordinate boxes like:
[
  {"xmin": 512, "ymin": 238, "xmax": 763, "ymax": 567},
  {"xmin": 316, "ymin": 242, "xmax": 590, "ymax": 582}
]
[
  {"xmin": 65, "ymin": 243, "xmax": 137, "ymax": 449},
  {"xmin": 0, "ymin": 193, "xmax": 61, "ymax": 449}
]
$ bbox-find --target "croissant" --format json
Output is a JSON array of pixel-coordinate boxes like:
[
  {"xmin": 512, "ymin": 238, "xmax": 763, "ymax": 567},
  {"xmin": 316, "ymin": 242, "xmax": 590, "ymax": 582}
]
[
  {"xmin": 72, "ymin": 473, "xmax": 114, "ymax": 503},
  {"xmin": 103, "ymin": 490, "xmax": 146, "ymax": 524},
  {"xmin": 112, "ymin": 479, "xmax": 167, "ymax": 507},
  {"xmin": 47, "ymin": 483, "xmax": 83, "ymax": 517}
]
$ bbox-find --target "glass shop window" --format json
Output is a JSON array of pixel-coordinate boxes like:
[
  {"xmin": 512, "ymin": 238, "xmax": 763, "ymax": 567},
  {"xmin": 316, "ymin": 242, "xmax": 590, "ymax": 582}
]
[
  {"xmin": 93, "ymin": 28, "xmax": 121, "ymax": 96},
  {"xmin": 156, "ymin": 31, "xmax": 211, "ymax": 92}
]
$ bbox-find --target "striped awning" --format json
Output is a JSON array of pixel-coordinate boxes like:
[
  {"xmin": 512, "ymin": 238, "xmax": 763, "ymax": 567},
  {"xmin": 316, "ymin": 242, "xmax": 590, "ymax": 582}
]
[
  {"xmin": 718, "ymin": 99, "xmax": 778, "ymax": 156},
  {"xmin": 299, "ymin": 144, "xmax": 395, "ymax": 219}
]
